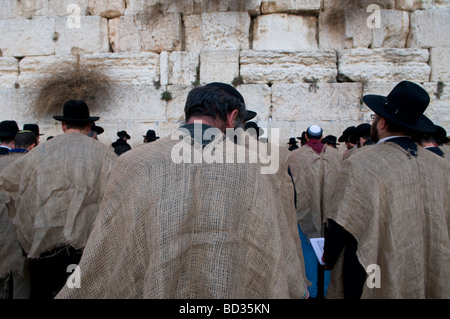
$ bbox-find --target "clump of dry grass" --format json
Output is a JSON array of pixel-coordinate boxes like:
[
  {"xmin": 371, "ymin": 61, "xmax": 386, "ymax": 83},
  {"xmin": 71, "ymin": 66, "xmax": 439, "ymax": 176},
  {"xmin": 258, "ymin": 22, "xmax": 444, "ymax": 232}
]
[{"xmin": 33, "ymin": 57, "xmax": 111, "ymax": 118}]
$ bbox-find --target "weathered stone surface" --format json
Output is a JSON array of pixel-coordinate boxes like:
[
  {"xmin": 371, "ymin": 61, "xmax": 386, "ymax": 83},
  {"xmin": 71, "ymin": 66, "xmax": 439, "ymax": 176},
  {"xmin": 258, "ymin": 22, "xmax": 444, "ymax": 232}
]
[
  {"xmin": 48, "ymin": 0, "xmax": 89, "ymax": 17},
  {"xmin": 395, "ymin": 0, "xmax": 433, "ymax": 11},
  {"xmin": 236, "ymin": 84, "xmax": 272, "ymax": 121},
  {"xmin": 200, "ymin": 50, "xmax": 239, "ymax": 84},
  {"xmin": 54, "ymin": 16, "xmax": 109, "ymax": 55},
  {"xmin": 165, "ymin": 85, "xmax": 192, "ymax": 121},
  {"xmin": 168, "ymin": 52, "xmax": 200, "ymax": 85},
  {"xmin": 338, "ymin": 48, "xmax": 430, "ymax": 82},
  {"xmin": 271, "ymin": 83, "xmax": 363, "ymax": 121},
  {"xmin": 408, "ymin": 8, "xmax": 450, "ymax": 48},
  {"xmin": 372, "ymin": 10, "xmax": 409, "ymax": 48},
  {"xmin": 17, "ymin": 0, "xmax": 48, "ymax": 18},
  {"xmin": 253, "ymin": 14, "xmax": 318, "ymax": 51},
  {"xmin": 0, "ymin": 58, "xmax": 19, "ymax": 89},
  {"xmin": 0, "ymin": 88, "xmax": 41, "ymax": 123},
  {"xmin": 80, "ymin": 52, "xmax": 160, "ymax": 86},
  {"xmin": 88, "ymin": 0, "xmax": 125, "ymax": 18},
  {"xmin": 94, "ymin": 84, "xmax": 167, "ymax": 121},
  {"xmin": 109, "ymin": 13, "xmax": 182, "ymax": 53},
  {"xmin": 17, "ymin": 55, "xmax": 78, "ymax": 89},
  {"xmin": 0, "ymin": 18, "xmax": 55, "ymax": 57},
  {"xmin": 184, "ymin": 12, "xmax": 250, "ymax": 51},
  {"xmin": 344, "ymin": 8, "xmax": 373, "ymax": 48},
  {"xmin": 430, "ymin": 47, "xmax": 450, "ymax": 82},
  {"xmin": 0, "ymin": 0, "xmax": 18, "ymax": 19},
  {"xmin": 423, "ymin": 82, "xmax": 450, "ymax": 130},
  {"xmin": 240, "ymin": 50, "xmax": 337, "ymax": 84},
  {"xmin": 261, "ymin": 0, "xmax": 321, "ymax": 13}
]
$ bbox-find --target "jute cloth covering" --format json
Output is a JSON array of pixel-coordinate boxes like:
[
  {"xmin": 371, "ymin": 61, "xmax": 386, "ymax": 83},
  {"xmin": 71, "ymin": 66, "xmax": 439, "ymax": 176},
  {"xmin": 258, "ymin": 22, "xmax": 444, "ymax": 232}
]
[
  {"xmin": 287, "ymin": 145, "xmax": 342, "ymax": 240},
  {"xmin": 0, "ymin": 133, "xmax": 118, "ymax": 259},
  {"xmin": 0, "ymin": 153, "xmax": 28, "ymax": 280},
  {"xmin": 441, "ymin": 144, "xmax": 450, "ymax": 163},
  {"xmin": 325, "ymin": 143, "xmax": 450, "ymax": 298},
  {"xmin": 56, "ymin": 127, "xmax": 309, "ymax": 299}
]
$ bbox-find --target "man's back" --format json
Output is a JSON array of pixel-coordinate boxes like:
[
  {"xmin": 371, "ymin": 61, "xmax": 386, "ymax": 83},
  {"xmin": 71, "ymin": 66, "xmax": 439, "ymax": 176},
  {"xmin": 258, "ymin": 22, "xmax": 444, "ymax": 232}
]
[
  {"xmin": 56, "ymin": 128, "xmax": 309, "ymax": 299},
  {"xmin": 288, "ymin": 144, "xmax": 342, "ymax": 239},
  {"xmin": 326, "ymin": 142, "xmax": 450, "ymax": 298},
  {"xmin": 0, "ymin": 133, "xmax": 117, "ymax": 258}
]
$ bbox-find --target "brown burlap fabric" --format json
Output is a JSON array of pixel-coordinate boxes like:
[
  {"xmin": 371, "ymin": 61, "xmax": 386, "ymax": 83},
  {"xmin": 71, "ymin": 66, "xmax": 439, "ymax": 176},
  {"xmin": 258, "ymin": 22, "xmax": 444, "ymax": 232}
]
[
  {"xmin": 441, "ymin": 144, "xmax": 450, "ymax": 163},
  {"xmin": 0, "ymin": 153, "xmax": 28, "ymax": 280},
  {"xmin": 325, "ymin": 143, "xmax": 450, "ymax": 298},
  {"xmin": 287, "ymin": 145, "xmax": 342, "ymax": 240},
  {"xmin": 0, "ymin": 133, "xmax": 117, "ymax": 259},
  {"xmin": 56, "ymin": 128, "xmax": 309, "ymax": 299}
]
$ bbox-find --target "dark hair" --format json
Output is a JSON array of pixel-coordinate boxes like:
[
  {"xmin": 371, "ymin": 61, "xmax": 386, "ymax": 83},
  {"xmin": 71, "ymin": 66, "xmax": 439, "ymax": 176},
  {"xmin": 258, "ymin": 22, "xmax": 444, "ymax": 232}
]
[
  {"xmin": 184, "ymin": 85, "xmax": 246, "ymax": 126},
  {"xmin": 14, "ymin": 131, "xmax": 37, "ymax": 149},
  {"xmin": 383, "ymin": 117, "xmax": 418, "ymax": 137},
  {"xmin": 64, "ymin": 121, "xmax": 91, "ymax": 130}
]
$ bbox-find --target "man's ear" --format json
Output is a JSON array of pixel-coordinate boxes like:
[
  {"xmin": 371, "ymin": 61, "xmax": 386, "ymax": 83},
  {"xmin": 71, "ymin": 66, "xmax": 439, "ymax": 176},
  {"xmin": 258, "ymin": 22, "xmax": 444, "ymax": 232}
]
[{"xmin": 226, "ymin": 109, "xmax": 239, "ymax": 128}]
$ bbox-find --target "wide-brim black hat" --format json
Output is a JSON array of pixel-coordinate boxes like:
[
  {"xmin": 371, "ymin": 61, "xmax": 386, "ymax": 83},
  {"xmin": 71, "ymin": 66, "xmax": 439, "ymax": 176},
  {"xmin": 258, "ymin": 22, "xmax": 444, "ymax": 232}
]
[
  {"xmin": 338, "ymin": 126, "xmax": 356, "ymax": 143},
  {"xmin": 0, "ymin": 120, "xmax": 19, "ymax": 138},
  {"xmin": 117, "ymin": 130, "xmax": 130, "ymax": 139},
  {"xmin": 363, "ymin": 81, "xmax": 435, "ymax": 133},
  {"xmin": 53, "ymin": 100, "xmax": 99, "ymax": 123},
  {"xmin": 288, "ymin": 137, "xmax": 298, "ymax": 144},
  {"xmin": 322, "ymin": 135, "xmax": 340, "ymax": 145},
  {"xmin": 23, "ymin": 123, "xmax": 44, "ymax": 136},
  {"xmin": 142, "ymin": 129, "xmax": 160, "ymax": 141},
  {"xmin": 91, "ymin": 124, "xmax": 104, "ymax": 135}
]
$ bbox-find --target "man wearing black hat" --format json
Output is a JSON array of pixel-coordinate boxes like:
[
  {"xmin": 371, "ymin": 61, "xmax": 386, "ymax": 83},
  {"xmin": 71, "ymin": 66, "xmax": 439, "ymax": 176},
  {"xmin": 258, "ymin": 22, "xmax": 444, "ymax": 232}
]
[
  {"xmin": 23, "ymin": 124, "xmax": 44, "ymax": 145},
  {"xmin": 323, "ymin": 81, "xmax": 450, "ymax": 299},
  {"xmin": 88, "ymin": 123, "xmax": 104, "ymax": 140},
  {"xmin": 287, "ymin": 137, "xmax": 299, "ymax": 151},
  {"xmin": 0, "ymin": 121, "xmax": 19, "ymax": 156},
  {"xmin": 112, "ymin": 130, "xmax": 132, "ymax": 155},
  {"xmin": 322, "ymin": 135, "xmax": 340, "ymax": 149},
  {"xmin": 143, "ymin": 129, "xmax": 160, "ymax": 143},
  {"xmin": 0, "ymin": 100, "xmax": 118, "ymax": 299}
]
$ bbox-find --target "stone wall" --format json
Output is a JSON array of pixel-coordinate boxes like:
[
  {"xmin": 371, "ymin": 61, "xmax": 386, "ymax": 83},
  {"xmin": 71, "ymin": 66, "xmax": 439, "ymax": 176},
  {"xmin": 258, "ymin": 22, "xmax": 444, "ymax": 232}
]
[{"xmin": 0, "ymin": 0, "xmax": 449, "ymax": 148}]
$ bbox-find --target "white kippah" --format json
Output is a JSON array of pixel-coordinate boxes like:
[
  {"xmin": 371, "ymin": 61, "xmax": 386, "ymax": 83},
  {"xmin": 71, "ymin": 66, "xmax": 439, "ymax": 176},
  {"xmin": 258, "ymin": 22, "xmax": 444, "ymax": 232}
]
[{"xmin": 307, "ymin": 125, "xmax": 323, "ymax": 137}]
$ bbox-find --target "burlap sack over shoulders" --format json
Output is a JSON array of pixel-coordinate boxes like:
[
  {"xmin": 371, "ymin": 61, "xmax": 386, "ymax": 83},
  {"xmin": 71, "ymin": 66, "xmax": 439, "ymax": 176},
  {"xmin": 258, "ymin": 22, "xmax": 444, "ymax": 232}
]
[
  {"xmin": 0, "ymin": 153, "xmax": 29, "ymax": 280},
  {"xmin": 287, "ymin": 145, "xmax": 342, "ymax": 240},
  {"xmin": 56, "ymin": 128, "xmax": 309, "ymax": 299},
  {"xmin": 0, "ymin": 133, "xmax": 118, "ymax": 259},
  {"xmin": 326, "ymin": 143, "xmax": 450, "ymax": 298}
]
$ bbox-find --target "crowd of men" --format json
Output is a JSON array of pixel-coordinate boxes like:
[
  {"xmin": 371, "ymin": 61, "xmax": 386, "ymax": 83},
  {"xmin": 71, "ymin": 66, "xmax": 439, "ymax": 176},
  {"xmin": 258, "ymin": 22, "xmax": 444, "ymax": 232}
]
[{"xmin": 0, "ymin": 81, "xmax": 449, "ymax": 299}]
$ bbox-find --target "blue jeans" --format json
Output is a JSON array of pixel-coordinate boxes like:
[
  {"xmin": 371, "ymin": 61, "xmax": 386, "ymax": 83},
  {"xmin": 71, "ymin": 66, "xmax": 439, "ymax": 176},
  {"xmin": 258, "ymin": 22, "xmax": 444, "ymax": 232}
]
[{"xmin": 298, "ymin": 224, "xmax": 330, "ymax": 298}]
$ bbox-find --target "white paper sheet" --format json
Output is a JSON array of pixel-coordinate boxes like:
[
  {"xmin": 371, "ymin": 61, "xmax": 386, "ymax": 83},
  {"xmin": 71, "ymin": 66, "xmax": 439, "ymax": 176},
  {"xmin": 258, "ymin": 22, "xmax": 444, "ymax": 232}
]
[{"xmin": 310, "ymin": 237, "xmax": 325, "ymax": 265}]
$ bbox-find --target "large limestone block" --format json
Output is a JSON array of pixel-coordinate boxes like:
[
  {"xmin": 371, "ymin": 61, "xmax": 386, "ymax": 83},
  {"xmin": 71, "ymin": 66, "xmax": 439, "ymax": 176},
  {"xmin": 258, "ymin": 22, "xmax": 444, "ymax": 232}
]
[
  {"xmin": 17, "ymin": 0, "xmax": 48, "ymax": 18},
  {"xmin": 240, "ymin": 50, "xmax": 337, "ymax": 84},
  {"xmin": 423, "ymin": 82, "xmax": 450, "ymax": 130},
  {"xmin": 408, "ymin": 8, "xmax": 450, "ymax": 48},
  {"xmin": 80, "ymin": 52, "xmax": 160, "ymax": 86},
  {"xmin": 165, "ymin": 85, "xmax": 192, "ymax": 121},
  {"xmin": 88, "ymin": 0, "xmax": 125, "ymax": 18},
  {"xmin": 372, "ymin": 10, "xmax": 409, "ymax": 48},
  {"xmin": 167, "ymin": 52, "xmax": 200, "ymax": 86},
  {"xmin": 0, "ymin": 88, "xmax": 41, "ymax": 123},
  {"xmin": 338, "ymin": 48, "xmax": 430, "ymax": 83},
  {"xmin": 344, "ymin": 8, "xmax": 373, "ymax": 48},
  {"xmin": 236, "ymin": 84, "xmax": 272, "ymax": 121},
  {"xmin": 261, "ymin": 0, "xmax": 321, "ymax": 13},
  {"xmin": 395, "ymin": 0, "xmax": 433, "ymax": 11},
  {"xmin": 253, "ymin": 14, "xmax": 318, "ymax": 51},
  {"xmin": 184, "ymin": 12, "xmax": 250, "ymax": 51},
  {"xmin": 200, "ymin": 50, "xmax": 240, "ymax": 84},
  {"xmin": 271, "ymin": 83, "xmax": 363, "ymax": 121},
  {"xmin": 0, "ymin": 18, "xmax": 55, "ymax": 57},
  {"xmin": 0, "ymin": 58, "xmax": 19, "ymax": 89},
  {"xmin": 94, "ymin": 84, "xmax": 166, "ymax": 121},
  {"xmin": 1, "ymin": 0, "xmax": 17, "ymax": 19},
  {"xmin": 17, "ymin": 55, "xmax": 78, "ymax": 89},
  {"xmin": 48, "ymin": 0, "xmax": 89, "ymax": 17},
  {"xmin": 54, "ymin": 16, "xmax": 110, "ymax": 55},
  {"xmin": 109, "ymin": 13, "xmax": 182, "ymax": 53},
  {"xmin": 430, "ymin": 47, "xmax": 450, "ymax": 82}
]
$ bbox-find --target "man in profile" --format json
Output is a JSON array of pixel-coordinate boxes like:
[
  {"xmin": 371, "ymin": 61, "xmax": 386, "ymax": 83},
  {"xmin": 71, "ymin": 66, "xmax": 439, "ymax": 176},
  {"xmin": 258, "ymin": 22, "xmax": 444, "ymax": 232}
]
[
  {"xmin": 0, "ymin": 100, "xmax": 117, "ymax": 299},
  {"xmin": 56, "ymin": 83, "xmax": 309, "ymax": 299}
]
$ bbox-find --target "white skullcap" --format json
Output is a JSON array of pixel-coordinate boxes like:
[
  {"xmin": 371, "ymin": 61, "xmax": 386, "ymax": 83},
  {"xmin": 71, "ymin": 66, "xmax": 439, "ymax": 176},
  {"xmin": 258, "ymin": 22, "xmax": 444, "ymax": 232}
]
[{"xmin": 307, "ymin": 125, "xmax": 323, "ymax": 137}]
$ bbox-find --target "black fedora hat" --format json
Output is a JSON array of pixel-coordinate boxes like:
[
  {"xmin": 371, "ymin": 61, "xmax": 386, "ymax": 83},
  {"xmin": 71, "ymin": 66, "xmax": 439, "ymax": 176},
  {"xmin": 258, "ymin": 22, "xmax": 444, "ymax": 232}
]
[
  {"xmin": 363, "ymin": 81, "xmax": 435, "ymax": 133},
  {"xmin": 0, "ymin": 120, "xmax": 19, "ymax": 138},
  {"xmin": 322, "ymin": 135, "xmax": 339, "ymax": 146},
  {"xmin": 288, "ymin": 137, "xmax": 298, "ymax": 145},
  {"xmin": 91, "ymin": 124, "xmax": 104, "ymax": 135},
  {"xmin": 23, "ymin": 124, "xmax": 44, "ymax": 136},
  {"xmin": 338, "ymin": 126, "xmax": 356, "ymax": 143},
  {"xmin": 117, "ymin": 130, "xmax": 130, "ymax": 139},
  {"xmin": 142, "ymin": 129, "xmax": 160, "ymax": 141},
  {"xmin": 244, "ymin": 121, "xmax": 264, "ymax": 136},
  {"xmin": 53, "ymin": 100, "xmax": 99, "ymax": 124}
]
